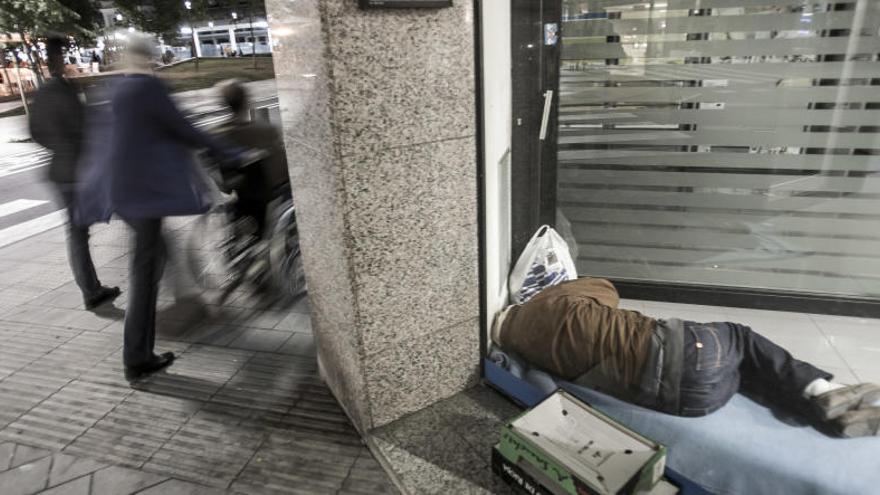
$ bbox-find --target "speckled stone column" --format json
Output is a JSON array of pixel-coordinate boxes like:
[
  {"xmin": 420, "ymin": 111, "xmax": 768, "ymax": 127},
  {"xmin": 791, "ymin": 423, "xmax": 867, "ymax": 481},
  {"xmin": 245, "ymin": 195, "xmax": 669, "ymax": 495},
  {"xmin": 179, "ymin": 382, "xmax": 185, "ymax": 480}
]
[{"xmin": 266, "ymin": 0, "xmax": 479, "ymax": 429}]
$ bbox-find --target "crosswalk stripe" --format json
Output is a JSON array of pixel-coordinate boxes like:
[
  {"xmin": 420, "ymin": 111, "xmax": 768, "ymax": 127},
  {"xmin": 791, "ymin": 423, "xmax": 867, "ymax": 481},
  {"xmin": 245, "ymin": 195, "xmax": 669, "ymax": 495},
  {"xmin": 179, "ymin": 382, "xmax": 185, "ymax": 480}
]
[
  {"xmin": 0, "ymin": 210, "xmax": 66, "ymax": 249},
  {"xmin": 0, "ymin": 199, "xmax": 50, "ymax": 219},
  {"xmin": 0, "ymin": 162, "xmax": 49, "ymax": 178}
]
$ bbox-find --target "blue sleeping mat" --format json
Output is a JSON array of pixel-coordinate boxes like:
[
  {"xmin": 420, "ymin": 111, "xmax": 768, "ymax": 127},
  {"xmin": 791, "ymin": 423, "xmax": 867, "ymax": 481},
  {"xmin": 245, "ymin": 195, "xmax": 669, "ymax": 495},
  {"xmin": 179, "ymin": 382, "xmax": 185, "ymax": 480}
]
[{"xmin": 485, "ymin": 351, "xmax": 880, "ymax": 495}]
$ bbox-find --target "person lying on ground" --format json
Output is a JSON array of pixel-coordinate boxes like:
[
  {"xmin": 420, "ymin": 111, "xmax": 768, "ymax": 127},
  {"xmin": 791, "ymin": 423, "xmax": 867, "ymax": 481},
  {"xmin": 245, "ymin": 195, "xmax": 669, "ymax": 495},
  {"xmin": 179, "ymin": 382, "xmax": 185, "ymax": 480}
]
[{"xmin": 492, "ymin": 277, "xmax": 880, "ymax": 438}]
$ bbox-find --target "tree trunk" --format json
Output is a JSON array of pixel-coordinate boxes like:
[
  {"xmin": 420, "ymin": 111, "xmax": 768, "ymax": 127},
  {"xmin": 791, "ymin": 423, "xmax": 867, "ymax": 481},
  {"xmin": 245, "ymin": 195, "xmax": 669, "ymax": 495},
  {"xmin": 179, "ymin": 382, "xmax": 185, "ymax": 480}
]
[
  {"xmin": 19, "ymin": 34, "xmax": 44, "ymax": 87},
  {"xmin": 192, "ymin": 31, "xmax": 199, "ymax": 72},
  {"xmin": 1, "ymin": 52, "xmax": 14, "ymax": 96},
  {"xmin": 249, "ymin": 0, "xmax": 257, "ymax": 69},
  {"xmin": 11, "ymin": 55, "xmax": 29, "ymax": 116}
]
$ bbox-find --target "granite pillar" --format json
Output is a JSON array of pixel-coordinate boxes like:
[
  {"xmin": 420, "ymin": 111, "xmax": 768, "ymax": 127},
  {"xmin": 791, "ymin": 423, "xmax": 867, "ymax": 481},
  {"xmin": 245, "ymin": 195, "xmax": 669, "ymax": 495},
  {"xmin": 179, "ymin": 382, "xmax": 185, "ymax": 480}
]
[{"xmin": 266, "ymin": 0, "xmax": 479, "ymax": 430}]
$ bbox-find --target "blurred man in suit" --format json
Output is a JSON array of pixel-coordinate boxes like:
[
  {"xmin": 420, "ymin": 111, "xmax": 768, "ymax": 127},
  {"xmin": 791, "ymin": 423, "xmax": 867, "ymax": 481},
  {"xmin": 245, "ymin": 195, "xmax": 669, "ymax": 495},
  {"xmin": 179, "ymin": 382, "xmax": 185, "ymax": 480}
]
[{"xmin": 77, "ymin": 37, "xmax": 236, "ymax": 382}]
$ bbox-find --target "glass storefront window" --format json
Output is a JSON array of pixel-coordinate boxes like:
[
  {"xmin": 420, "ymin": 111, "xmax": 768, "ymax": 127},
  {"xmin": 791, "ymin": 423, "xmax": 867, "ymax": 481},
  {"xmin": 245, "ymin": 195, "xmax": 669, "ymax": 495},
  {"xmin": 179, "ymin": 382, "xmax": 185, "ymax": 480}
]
[{"xmin": 557, "ymin": 0, "xmax": 880, "ymax": 297}]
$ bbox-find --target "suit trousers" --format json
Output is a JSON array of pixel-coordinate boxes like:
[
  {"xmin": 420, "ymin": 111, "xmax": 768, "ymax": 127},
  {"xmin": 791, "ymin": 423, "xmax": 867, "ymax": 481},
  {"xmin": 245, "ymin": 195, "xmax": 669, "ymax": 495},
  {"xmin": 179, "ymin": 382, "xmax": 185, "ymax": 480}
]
[
  {"xmin": 123, "ymin": 217, "xmax": 166, "ymax": 367},
  {"xmin": 55, "ymin": 184, "xmax": 102, "ymax": 299}
]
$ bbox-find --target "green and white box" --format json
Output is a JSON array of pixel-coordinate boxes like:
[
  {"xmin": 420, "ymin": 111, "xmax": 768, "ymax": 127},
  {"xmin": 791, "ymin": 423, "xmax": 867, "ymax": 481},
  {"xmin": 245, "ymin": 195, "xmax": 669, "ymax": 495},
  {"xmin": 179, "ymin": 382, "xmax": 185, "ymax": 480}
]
[{"xmin": 494, "ymin": 389, "xmax": 667, "ymax": 495}]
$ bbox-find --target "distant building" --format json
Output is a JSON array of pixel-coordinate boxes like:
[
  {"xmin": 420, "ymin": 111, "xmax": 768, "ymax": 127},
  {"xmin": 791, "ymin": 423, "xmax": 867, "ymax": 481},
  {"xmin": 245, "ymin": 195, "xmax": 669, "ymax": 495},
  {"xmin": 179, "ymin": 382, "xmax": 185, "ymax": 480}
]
[
  {"xmin": 182, "ymin": 1, "xmax": 271, "ymax": 58},
  {"xmin": 96, "ymin": 1, "xmax": 271, "ymax": 60}
]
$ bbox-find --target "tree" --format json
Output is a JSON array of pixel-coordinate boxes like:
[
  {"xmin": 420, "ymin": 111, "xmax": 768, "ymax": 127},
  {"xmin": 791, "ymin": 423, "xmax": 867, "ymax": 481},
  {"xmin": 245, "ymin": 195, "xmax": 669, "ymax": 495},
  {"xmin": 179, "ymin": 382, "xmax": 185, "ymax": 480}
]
[
  {"xmin": 0, "ymin": 0, "xmax": 72, "ymax": 86},
  {"xmin": 115, "ymin": 0, "xmax": 207, "ymax": 69},
  {"xmin": 57, "ymin": 0, "xmax": 103, "ymax": 44},
  {"xmin": 114, "ymin": 0, "xmax": 205, "ymax": 43},
  {"xmin": 0, "ymin": 0, "xmax": 99, "ymax": 86},
  {"xmin": 0, "ymin": 0, "xmax": 75, "ymax": 36}
]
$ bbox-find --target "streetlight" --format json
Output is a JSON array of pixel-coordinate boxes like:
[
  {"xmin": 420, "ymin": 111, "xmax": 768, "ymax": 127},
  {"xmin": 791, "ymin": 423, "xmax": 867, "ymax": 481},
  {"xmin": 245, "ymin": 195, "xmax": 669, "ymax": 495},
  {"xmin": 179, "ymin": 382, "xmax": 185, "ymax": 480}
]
[
  {"xmin": 231, "ymin": 12, "xmax": 239, "ymax": 56},
  {"xmin": 184, "ymin": 0, "xmax": 198, "ymax": 71},
  {"xmin": 115, "ymin": 13, "xmax": 123, "ymax": 22},
  {"xmin": 208, "ymin": 21, "xmax": 214, "ymax": 28}
]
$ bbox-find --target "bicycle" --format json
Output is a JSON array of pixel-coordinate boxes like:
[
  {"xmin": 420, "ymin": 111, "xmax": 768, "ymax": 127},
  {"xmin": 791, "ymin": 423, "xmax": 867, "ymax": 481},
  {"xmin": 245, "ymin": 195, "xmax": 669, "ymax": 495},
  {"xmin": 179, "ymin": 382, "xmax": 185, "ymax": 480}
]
[{"xmin": 185, "ymin": 150, "xmax": 306, "ymax": 306}]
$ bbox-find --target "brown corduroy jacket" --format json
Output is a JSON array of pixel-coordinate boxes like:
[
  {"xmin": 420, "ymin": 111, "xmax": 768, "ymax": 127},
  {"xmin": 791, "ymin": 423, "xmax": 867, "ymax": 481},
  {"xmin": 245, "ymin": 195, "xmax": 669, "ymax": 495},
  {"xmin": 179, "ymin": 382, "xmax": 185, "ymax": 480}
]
[{"xmin": 497, "ymin": 278, "xmax": 657, "ymax": 385}]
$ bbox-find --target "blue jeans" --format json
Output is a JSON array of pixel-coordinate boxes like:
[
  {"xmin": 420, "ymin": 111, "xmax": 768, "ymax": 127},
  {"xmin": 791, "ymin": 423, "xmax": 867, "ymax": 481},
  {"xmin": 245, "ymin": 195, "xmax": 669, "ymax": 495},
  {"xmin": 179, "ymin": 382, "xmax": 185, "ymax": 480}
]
[
  {"xmin": 678, "ymin": 321, "xmax": 832, "ymax": 417},
  {"xmin": 55, "ymin": 184, "xmax": 102, "ymax": 299}
]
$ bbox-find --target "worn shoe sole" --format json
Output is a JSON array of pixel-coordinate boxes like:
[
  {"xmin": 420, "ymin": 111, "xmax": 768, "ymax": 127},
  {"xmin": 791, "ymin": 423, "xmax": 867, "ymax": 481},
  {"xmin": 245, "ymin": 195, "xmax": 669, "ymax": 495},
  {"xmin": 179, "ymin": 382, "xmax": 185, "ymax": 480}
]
[
  {"xmin": 813, "ymin": 383, "xmax": 880, "ymax": 421},
  {"xmin": 833, "ymin": 407, "xmax": 880, "ymax": 438}
]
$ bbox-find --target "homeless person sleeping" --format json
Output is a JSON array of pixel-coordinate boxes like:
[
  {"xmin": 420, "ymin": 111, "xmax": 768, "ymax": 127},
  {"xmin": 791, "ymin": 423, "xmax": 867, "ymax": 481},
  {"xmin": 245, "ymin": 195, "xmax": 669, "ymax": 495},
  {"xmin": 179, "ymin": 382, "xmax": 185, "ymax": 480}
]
[{"xmin": 492, "ymin": 277, "xmax": 880, "ymax": 438}]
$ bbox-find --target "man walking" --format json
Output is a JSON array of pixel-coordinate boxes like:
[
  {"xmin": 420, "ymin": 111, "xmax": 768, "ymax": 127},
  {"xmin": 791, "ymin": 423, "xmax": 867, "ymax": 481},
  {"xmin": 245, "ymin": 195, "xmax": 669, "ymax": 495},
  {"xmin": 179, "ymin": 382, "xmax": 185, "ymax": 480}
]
[
  {"xmin": 29, "ymin": 35, "xmax": 120, "ymax": 310},
  {"xmin": 77, "ymin": 37, "xmax": 237, "ymax": 381}
]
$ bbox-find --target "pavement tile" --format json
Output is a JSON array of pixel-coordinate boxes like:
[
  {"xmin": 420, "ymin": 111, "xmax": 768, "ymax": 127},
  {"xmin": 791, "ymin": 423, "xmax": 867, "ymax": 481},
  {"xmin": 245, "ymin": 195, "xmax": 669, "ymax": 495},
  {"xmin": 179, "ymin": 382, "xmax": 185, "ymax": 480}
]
[
  {"xmin": 343, "ymin": 450, "xmax": 397, "ymax": 491},
  {"xmin": 289, "ymin": 297, "xmax": 310, "ymax": 315},
  {"xmin": 0, "ymin": 286, "xmax": 49, "ymax": 308},
  {"xmin": 0, "ymin": 422, "xmax": 74, "ymax": 452},
  {"xmin": 340, "ymin": 475, "xmax": 399, "ymax": 495},
  {"xmin": 276, "ymin": 332, "xmax": 315, "ymax": 357},
  {"xmin": 372, "ymin": 408, "xmax": 488, "ymax": 478},
  {"xmin": 1, "ymin": 306, "xmax": 115, "ymax": 332},
  {"xmin": 38, "ymin": 475, "xmax": 91, "ymax": 495},
  {"xmin": 274, "ymin": 312, "xmax": 312, "ymax": 333},
  {"xmin": 235, "ymin": 309, "xmax": 289, "ymax": 330},
  {"xmin": 430, "ymin": 386, "xmax": 520, "ymax": 455},
  {"xmin": 47, "ymin": 453, "xmax": 107, "ymax": 487},
  {"xmin": 228, "ymin": 328, "xmax": 289, "ymax": 352},
  {"xmin": 0, "ymin": 442, "xmax": 15, "ymax": 471},
  {"xmin": 230, "ymin": 478, "xmax": 335, "ymax": 495},
  {"xmin": 90, "ymin": 465, "xmax": 167, "ymax": 495},
  {"xmin": 0, "ymin": 209, "xmax": 395, "ymax": 494},
  {"xmin": 136, "ymin": 478, "xmax": 229, "ymax": 495},
  {"xmin": 9, "ymin": 444, "xmax": 52, "ymax": 469},
  {"xmin": 182, "ymin": 323, "xmax": 248, "ymax": 347},
  {"xmin": 0, "ymin": 455, "xmax": 51, "ymax": 495},
  {"xmin": 26, "ymin": 289, "xmax": 85, "ymax": 310}
]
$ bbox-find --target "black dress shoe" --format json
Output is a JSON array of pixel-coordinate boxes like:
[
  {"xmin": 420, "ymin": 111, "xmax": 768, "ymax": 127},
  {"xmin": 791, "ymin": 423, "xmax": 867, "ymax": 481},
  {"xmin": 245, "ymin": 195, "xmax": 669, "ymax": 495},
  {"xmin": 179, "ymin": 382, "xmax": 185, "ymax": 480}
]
[
  {"xmin": 124, "ymin": 352, "xmax": 175, "ymax": 382},
  {"xmin": 85, "ymin": 286, "xmax": 122, "ymax": 310}
]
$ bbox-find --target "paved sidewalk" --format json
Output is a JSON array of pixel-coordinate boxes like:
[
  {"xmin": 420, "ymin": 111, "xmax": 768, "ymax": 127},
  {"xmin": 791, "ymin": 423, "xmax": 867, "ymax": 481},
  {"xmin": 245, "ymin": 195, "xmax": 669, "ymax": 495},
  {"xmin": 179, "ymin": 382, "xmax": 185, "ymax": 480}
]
[
  {"xmin": 0, "ymin": 100, "xmax": 23, "ymax": 114},
  {"xmin": 0, "ymin": 217, "xmax": 397, "ymax": 494},
  {"xmin": 369, "ymin": 387, "xmax": 520, "ymax": 494}
]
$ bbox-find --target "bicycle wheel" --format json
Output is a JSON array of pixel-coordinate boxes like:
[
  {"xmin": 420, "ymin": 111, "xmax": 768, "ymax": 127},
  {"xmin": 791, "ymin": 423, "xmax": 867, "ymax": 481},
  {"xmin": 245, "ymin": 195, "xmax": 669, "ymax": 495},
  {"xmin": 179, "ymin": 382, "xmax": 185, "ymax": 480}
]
[
  {"xmin": 268, "ymin": 205, "xmax": 307, "ymax": 298},
  {"xmin": 185, "ymin": 208, "xmax": 238, "ymax": 291},
  {"xmin": 281, "ymin": 243, "xmax": 307, "ymax": 298}
]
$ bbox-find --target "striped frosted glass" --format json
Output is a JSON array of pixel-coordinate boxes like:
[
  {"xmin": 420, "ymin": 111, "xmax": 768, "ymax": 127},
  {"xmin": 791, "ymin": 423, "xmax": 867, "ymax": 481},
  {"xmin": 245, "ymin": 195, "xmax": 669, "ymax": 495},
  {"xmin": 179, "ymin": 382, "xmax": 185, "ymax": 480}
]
[{"xmin": 558, "ymin": 0, "xmax": 880, "ymax": 297}]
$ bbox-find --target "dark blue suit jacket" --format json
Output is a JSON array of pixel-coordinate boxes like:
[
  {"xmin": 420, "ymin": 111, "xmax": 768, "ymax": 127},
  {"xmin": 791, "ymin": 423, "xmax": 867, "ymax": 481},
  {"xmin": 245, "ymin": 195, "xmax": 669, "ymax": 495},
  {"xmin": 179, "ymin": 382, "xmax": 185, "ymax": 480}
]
[{"xmin": 77, "ymin": 74, "xmax": 229, "ymax": 224}]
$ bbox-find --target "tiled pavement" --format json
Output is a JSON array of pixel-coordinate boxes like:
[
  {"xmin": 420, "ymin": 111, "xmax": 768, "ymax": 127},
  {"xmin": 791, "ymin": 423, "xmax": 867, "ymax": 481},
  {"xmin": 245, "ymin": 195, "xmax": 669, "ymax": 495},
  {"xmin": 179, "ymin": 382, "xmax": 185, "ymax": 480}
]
[
  {"xmin": 0, "ymin": 218, "xmax": 397, "ymax": 494},
  {"xmin": 368, "ymin": 386, "xmax": 521, "ymax": 495},
  {"xmin": 7, "ymin": 204, "xmax": 880, "ymax": 495}
]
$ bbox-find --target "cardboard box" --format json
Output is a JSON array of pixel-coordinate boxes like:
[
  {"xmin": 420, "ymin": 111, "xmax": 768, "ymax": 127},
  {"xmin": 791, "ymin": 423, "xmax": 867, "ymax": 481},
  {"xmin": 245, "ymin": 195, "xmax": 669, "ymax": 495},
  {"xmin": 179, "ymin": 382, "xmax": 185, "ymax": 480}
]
[{"xmin": 493, "ymin": 390, "xmax": 667, "ymax": 495}]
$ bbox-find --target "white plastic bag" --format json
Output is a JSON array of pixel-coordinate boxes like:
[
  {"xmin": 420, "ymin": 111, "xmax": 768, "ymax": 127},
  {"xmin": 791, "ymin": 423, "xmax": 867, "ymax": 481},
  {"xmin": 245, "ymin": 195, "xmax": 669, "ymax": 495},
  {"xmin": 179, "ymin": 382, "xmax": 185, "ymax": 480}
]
[{"xmin": 509, "ymin": 225, "xmax": 578, "ymax": 304}]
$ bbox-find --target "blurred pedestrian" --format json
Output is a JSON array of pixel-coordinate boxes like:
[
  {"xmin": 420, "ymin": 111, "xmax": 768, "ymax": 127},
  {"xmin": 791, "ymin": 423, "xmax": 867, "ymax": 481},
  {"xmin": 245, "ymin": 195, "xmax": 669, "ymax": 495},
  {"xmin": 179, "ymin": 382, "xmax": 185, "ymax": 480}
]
[
  {"xmin": 90, "ymin": 51, "xmax": 101, "ymax": 74},
  {"xmin": 214, "ymin": 79, "xmax": 290, "ymax": 237},
  {"xmin": 28, "ymin": 34, "xmax": 120, "ymax": 310},
  {"xmin": 77, "ymin": 36, "xmax": 237, "ymax": 382}
]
